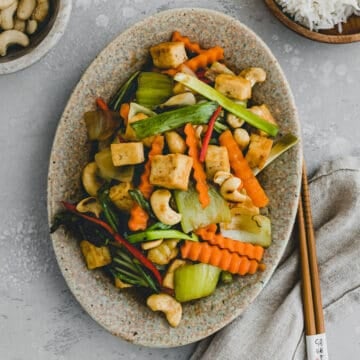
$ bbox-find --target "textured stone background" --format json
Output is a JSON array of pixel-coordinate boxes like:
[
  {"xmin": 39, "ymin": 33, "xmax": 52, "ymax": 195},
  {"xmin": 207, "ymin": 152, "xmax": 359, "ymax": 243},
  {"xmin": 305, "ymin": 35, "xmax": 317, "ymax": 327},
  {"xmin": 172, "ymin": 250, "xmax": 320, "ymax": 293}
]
[{"xmin": 0, "ymin": 0, "xmax": 359, "ymax": 359}]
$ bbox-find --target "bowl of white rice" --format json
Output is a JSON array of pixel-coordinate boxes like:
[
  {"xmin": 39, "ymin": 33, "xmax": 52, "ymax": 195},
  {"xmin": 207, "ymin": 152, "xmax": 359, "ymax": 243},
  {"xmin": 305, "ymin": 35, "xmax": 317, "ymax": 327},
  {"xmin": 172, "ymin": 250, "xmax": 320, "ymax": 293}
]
[{"xmin": 265, "ymin": 0, "xmax": 360, "ymax": 43}]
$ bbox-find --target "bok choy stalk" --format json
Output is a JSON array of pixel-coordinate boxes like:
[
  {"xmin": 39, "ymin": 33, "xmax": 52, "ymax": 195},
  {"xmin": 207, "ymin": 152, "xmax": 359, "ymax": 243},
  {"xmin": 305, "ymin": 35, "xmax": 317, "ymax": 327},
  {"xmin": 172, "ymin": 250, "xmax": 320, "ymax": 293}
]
[
  {"xmin": 84, "ymin": 110, "xmax": 120, "ymax": 141},
  {"xmin": 253, "ymin": 133, "xmax": 299, "ymax": 175},
  {"xmin": 136, "ymin": 72, "xmax": 173, "ymax": 108},
  {"xmin": 174, "ymin": 184, "xmax": 231, "ymax": 233},
  {"xmin": 174, "ymin": 72, "xmax": 279, "ymax": 137},
  {"xmin": 131, "ymin": 101, "xmax": 219, "ymax": 139},
  {"xmin": 174, "ymin": 263, "xmax": 221, "ymax": 302},
  {"xmin": 126, "ymin": 229, "xmax": 198, "ymax": 244}
]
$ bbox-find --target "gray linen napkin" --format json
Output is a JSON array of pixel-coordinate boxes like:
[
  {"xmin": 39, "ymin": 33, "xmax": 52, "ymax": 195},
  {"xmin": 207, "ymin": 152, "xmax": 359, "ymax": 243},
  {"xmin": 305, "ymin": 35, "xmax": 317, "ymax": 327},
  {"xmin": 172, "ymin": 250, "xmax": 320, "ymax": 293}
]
[{"xmin": 191, "ymin": 157, "xmax": 360, "ymax": 360}]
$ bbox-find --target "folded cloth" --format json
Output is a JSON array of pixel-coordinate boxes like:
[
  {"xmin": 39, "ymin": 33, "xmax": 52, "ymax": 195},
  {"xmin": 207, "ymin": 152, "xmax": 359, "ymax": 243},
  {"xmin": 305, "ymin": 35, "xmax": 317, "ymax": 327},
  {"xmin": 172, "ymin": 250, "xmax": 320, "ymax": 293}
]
[{"xmin": 191, "ymin": 157, "xmax": 360, "ymax": 360}]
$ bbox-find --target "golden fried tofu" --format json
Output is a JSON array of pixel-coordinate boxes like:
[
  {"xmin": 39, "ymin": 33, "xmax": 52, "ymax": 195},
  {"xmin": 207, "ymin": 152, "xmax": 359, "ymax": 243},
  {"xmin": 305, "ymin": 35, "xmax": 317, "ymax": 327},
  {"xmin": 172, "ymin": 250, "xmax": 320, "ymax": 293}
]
[
  {"xmin": 245, "ymin": 134, "xmax": 273, "ymax": 169},
  {"xmin": 205, "ymin": 145, "xmax": 230, "ymax": 179},
  {"xmin": 215, "ymin": 74, "xmax": 252, "ymax": 101},
  {"xmin": 150, "ymin": 154, "xmax": 193, "ymax": 190},
  {"xmin": 150, "ymin": 41, "xmax": 188, "ymax": 69},
  {"xmin": 111, "ymin": 142, "xmax": 144, "ymax": 166}
]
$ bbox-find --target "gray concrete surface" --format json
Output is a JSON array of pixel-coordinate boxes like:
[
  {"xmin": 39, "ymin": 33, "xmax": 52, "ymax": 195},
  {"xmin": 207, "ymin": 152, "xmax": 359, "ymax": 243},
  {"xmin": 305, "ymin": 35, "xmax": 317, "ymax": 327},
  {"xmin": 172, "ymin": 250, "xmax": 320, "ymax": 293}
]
[{"xmin": 0, "ymin": 1, "xmax": 359, "ymax": 359}]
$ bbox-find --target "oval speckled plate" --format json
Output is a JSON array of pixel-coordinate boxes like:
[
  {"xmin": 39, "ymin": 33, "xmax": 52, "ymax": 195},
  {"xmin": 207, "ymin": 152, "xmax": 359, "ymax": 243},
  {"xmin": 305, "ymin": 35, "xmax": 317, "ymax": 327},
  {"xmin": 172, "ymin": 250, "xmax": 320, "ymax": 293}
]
[{"xmin": 47, "ymin": 8, "xmax": 302, "ymax": 347}]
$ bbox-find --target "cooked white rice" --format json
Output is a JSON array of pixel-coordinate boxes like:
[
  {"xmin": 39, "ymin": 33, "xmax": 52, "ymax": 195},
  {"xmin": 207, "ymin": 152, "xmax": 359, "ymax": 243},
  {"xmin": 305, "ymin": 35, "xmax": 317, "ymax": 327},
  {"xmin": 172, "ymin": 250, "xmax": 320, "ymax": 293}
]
[{"xmin": 275, "ymin": 0, "xmax": 360, "ymax": 31}]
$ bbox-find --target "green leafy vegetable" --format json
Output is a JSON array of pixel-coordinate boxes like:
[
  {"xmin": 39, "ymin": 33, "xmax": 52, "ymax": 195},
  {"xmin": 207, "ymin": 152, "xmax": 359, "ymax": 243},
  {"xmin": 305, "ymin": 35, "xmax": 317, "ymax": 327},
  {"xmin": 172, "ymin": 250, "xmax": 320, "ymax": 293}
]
[
  {"xmin": 109, "ymin": 71, "xmax": 140, "ymax": 111},
  {"xmin": 174, "ymin": 184, "xmax": 231, "ymax": 233},
  {"xmin": 220, "ymin": 271, "xmax": 233, "ymax": 284},
  {"xmin": 174, "ymin": 72, "xmax": 279, "ymax": 136},
  {"xmin": 128, "ymin": 189, "xmax": 154, "ymax": 218},
  {"xmin": 174, "ymin": 263, "xmax": 221, "ymax": 302},
  {"xmin": 110, "ymin": 248, "xmax": 158, "ymax": 292},
  {"xmin": 126, "ymin": 229, "xmax": 198, "ymax": 244},
  {"xmin": 131, "ymin": 101, "xmax": 219, "ymax": 139}
]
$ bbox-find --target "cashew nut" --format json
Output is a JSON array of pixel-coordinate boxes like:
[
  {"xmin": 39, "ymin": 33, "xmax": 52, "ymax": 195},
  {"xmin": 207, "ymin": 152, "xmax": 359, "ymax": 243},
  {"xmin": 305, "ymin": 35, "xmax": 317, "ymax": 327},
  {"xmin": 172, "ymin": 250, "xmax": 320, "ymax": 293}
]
[
  {"xmin": 162, "ymin": 259, "xmax": 187, "ymax": 289},
  {"xmin": 17, "ymin": 0, "xmax": 36, "ymax": 20},
  {"xmin": 213, "ymin": 171, "xmax": 232, "ymax": 186},
  {"xmin": 160, "ymin": 92, "xmax": 196, "ymax": 108},
  {"xmin": 233, "ymin": 128, "xmax": 250, "ymax": 150},
  {"xmin": 81, "ymin": 162, "xmax": 104, "ymax": 197},
  {"xmin": 147, "ymin": 239, "xmax": 179, "ymax": 265},
  {"xmin": 0, "ymin": 0, "xmax": 16, "ymax": 10},
  {"xmin": 220, "ymin": 176, "xmax": 248, "ymax": 203},
  {"xmin": 26, "ymin": 18, "xmax": 37, "ymax": 34},
  {"xmin": 147, "ymin": 293, "xmax": 182, "ymax": 327},
  {"xmin": 239, "ymin": 67, "xmax": 266, "ymax": 87},
  {"xmin": 141, "ymin": 239, "xmax": 163, "ymax": 251},
  {"xmin": 226, "ymin": 113, "xmax": 244, "ymax": 129},
  {"xmin": 14, "ymin": 17, "xmax": 26, "ymax": 32},
  {"xmin": 32, "ymin": 0, "xmax": 49, "ymax": 22},
  {"xmin": 76, "ymin": 197, "xmax": 103, "ymax": 218},
  {"xmin": 165, "ymin": 131, "xmax": 187, "ymax": 154},
  {"xmin": 150, "ymin": 189, "xmax": 182, "ymax": 225},
  {"xmin": 0, "ymin": 30, "xmax": 29, "ymax": 56},
  {"xmin": 0, "ymin": 1, "xmax": 18, "ymax": 30}
]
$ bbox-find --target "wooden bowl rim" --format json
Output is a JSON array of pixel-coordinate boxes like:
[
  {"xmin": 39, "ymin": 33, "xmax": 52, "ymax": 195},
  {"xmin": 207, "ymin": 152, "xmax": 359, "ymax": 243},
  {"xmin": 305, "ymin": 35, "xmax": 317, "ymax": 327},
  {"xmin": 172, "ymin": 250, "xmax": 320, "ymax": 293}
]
[{"xmin": 265, "ymin": 0, "xmax": 360, "ymax": 44}]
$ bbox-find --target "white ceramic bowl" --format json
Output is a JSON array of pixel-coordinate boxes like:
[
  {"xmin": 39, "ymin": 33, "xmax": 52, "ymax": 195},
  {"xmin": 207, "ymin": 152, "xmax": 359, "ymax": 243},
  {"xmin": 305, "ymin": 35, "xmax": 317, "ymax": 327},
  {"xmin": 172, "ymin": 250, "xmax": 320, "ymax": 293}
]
[{"xmin": 0, "ymin": 0, "xmax": 72, "ymax": 75}]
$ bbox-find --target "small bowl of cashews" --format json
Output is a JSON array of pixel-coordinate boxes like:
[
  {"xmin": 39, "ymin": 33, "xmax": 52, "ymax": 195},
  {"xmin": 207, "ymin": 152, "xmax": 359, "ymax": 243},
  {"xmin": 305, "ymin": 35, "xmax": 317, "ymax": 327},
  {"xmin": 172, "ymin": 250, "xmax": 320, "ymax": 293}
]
[{"xmin": 0, "ymin": 0, "xmax": 72, "ymax": 74}]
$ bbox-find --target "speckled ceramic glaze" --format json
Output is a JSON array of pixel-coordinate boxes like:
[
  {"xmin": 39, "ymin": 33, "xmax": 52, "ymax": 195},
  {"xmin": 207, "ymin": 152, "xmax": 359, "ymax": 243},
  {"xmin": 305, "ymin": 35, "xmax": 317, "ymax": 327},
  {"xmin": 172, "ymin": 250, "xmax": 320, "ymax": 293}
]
[
  {"xmin": 47, "ymin": 8, "xmax": 302, "ymax": 347},
  {"xmin": 0, "ymin": 0, "xmax": 72, "ymax": 75}
]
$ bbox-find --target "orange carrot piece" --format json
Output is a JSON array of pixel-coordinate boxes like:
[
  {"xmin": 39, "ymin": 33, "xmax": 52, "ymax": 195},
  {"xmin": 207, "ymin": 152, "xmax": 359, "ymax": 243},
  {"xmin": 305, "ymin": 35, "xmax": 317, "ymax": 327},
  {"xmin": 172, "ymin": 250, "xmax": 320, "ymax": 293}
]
[
  {"xmin": 128, "ymin": 135, "xmax": 164, "ymax": 231},
  {"xmin": 184, "ymin": 124, "xmax": 210, "ymax": 208},
  {"xmin": 119, "ymin": 103, "xmax": 130, "ymax": 124},
  {"xmin": 96, "ymin": 97, "xmax": 109, "ymax": 111},
  {"xmin": 219, "ymin": 130, "xmax": 269, "ymax": 207},
  {"xmin": 171, "ymin": 31, "xmax": 204, "ymax": 54},
  {"xmin": 127, "ymin": 204, "xmax": 149, "ymax": 233},
  {"xmin": 184, "ymin": 46, "xmax": 224, "ymax": 72},
  {"xmin": 196, "ymin": 225, "xmax": 264, "ymax": 262},
  {"xmin": 181, "ymin": 241, "xmax": 265, "ymax": 275},
  {"xmin": 162, "ymin": 46, "xmax": 224, "ymax": 77}
]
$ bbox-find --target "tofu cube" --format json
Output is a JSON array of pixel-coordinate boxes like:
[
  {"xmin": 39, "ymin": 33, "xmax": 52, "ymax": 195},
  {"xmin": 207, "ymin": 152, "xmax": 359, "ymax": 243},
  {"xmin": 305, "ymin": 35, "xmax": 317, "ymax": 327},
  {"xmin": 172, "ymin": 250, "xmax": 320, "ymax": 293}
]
[
  {"xmin": 111, "ymin": 142, "xmax": 144, "ymax": 166},
  {"xmin": 150, "ymin": 154, "xmax": 193, "ymax": 190},
  {"xmin": 245, "ymin": 134, "xmax": 273, "ymax": 169},
  {"xmin": 205, "ymin": 145, "xmax": 230, "ymax": 179},
  {"xmin": 80, "ymin": 240, "xmax": 111, "ymax": 270},
  {"xmin": 215, "ymin": 74, "xmax": 252, "ymax": 101},
  {"xmin": 150, "ymin": 41, "xmax": 188, "ymax": 69}
]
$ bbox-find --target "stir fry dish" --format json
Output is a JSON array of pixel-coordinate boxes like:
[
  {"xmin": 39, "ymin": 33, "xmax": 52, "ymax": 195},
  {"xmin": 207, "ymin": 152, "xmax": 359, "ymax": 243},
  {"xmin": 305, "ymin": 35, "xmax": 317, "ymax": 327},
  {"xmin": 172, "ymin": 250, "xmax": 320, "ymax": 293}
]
[{"xmin": 51, "ymin": 31, "xmax": 298, "ymax": 327}]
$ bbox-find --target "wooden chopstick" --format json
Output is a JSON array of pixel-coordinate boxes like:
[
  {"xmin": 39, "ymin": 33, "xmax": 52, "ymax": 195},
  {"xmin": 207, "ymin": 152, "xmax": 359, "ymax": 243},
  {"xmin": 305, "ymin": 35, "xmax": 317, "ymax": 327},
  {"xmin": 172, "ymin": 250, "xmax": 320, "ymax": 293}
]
[
  {"xmin": 301, "ymin": 161, "xmax": 325, "ymax": 334},
  {"xmin": 298, "ymin": 160, "xmax": 325, "ymax": 334},
  {"xmin": 298, "ymin": 160, "xmax": 328, "ymax": 359},
  {"xmin": 297, "ymin": 194, "xmax": 316, "ymax": 335}
]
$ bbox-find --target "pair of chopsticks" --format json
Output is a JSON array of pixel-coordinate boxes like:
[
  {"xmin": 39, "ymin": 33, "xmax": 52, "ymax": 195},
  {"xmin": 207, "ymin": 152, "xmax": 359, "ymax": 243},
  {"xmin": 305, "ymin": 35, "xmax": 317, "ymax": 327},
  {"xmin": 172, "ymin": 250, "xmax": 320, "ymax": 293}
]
[{"xmin": 297, "ymin": 160, "xmax": 329, "ymax": 360}]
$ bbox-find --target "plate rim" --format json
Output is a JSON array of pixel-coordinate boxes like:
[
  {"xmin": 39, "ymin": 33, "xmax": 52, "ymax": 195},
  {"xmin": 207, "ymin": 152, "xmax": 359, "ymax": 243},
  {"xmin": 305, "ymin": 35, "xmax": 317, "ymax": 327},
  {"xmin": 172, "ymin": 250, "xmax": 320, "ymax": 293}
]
[{"xmin": 47, "ymin": 7, "xmax": 302, "ymax": 347}]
